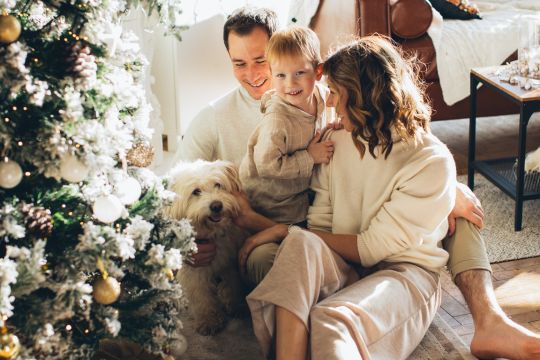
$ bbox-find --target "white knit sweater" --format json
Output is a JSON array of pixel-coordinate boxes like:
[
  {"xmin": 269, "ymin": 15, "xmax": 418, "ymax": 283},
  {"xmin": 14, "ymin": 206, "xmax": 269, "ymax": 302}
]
[
  {"xmin": 308, "ymin": 128, "xmax": 456, "ymax": 272},
  {"xmin": 175, "ymin": 86, "xmax": 261, "ymax": 168}
]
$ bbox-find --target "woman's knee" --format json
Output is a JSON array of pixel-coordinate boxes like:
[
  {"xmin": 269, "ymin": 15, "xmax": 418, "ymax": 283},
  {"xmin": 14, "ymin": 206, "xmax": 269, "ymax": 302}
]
[{"xmin": 281, "ymin": 230, "xmax": 324, "ymax": 255}]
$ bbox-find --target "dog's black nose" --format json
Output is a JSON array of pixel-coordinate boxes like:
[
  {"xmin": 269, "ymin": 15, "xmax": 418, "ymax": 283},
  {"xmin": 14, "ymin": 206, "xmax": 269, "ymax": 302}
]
[{"xmin": 210, "ymin": 201, "xmax": 223, "ymax": 213}]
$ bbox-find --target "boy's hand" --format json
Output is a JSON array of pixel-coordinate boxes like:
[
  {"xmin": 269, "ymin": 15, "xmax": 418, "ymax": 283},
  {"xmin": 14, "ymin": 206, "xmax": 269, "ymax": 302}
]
[{"xmin": 308, "ymin": 131, "xmax": 334, "ymax": 164}]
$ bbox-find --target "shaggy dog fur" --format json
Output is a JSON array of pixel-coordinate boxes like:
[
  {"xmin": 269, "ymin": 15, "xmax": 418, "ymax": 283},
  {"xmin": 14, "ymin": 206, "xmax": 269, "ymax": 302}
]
[
  {"xmin": 165, "ymin": 160, "xmax": 248, "ymax": 335},
  {"xmin": 525, "ymin": 147, "xmax": 540, "ymax": 173}
]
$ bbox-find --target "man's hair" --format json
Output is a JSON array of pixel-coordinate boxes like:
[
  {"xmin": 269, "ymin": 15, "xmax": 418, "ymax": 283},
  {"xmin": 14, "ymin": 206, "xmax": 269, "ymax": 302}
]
[
  {"xmin": 323, "ymin": 36, "xmax": 431, "ymax": 159},
  {"xmin": 266, "ymin": 26, "xmax": 322, "ymax": 68},
  {"xmin": 223, "ymin": 6, "xmax": 278, "ymax": 51}
]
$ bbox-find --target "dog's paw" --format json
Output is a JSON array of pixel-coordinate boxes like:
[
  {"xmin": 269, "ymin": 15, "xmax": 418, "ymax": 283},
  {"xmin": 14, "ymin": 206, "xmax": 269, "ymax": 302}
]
[{"xmin": 195, "ymin": 312, "xmax": 227, "ymax": 336}]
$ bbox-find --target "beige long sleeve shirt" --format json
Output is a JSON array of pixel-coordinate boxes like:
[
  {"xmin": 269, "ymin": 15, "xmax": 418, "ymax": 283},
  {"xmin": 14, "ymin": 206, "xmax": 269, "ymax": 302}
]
[
  {"xmin": 308, "ymin": 128, "xmax": 456, "ymax": 272},
  {"xmin": 239, "ymin": 84, "xmax": 329, "ymax": 224}
]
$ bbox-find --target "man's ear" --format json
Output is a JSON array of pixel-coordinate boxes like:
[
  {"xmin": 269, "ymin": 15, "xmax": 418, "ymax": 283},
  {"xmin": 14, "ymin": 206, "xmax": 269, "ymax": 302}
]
[{"xmin": 315, "ymin": 63, "xmax": 324, "ymax": 80}]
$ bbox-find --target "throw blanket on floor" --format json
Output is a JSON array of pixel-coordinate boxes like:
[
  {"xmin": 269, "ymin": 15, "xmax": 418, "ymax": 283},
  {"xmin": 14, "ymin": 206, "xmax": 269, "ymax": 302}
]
[{"xmin": 427, "ymin": 0, "xmax": 540, "ymax": 106}]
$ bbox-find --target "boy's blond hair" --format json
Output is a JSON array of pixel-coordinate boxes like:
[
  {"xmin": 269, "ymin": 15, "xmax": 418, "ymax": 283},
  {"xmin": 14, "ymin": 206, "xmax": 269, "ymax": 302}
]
[{"xmin": 266, "ymin": 26, "xmax": 322, "ymax": 68}]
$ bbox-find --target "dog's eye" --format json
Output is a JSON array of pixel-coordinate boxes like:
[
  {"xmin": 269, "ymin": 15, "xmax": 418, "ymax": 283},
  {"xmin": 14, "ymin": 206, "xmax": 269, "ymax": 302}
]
[
  {"xmin": 192, "ymin": 188, "xmax": 201, "ymax": 196},
  {"xmin": 215, "ymin": 183, "xmax": 222, "ymax": 189}
]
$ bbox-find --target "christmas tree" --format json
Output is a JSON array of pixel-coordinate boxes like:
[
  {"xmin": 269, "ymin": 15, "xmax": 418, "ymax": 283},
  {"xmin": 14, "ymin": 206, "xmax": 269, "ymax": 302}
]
[{"xmin": 0, "ymin": 0, "xmax": 195, "ymax": 358}]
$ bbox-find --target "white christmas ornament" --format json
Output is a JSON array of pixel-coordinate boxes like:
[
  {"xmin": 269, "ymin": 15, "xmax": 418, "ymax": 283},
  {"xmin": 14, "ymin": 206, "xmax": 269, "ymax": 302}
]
[
  {"xmin": 93, "ymin": 195, "xmax": 123, "ymax": 223},
  {"xmin": 168, "ymin": 335, "xmax": 188, "ymax": 357},
  {"xmin": 60, "ymin": 153, "xmax": 89, "ymax": 183},
  {"xmin": 115, "ymin": 177, "xmax": 142, "ymax": 205},
  {"xmin": 0, "ymin": 158, "xmax": 23, "ymax": 189}
]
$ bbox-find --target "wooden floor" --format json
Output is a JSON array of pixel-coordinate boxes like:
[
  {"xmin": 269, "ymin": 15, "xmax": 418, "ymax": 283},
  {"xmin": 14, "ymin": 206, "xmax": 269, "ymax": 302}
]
[{"xmin": 431, "ymin": 114, "xmax": 540, "ymax": 353}]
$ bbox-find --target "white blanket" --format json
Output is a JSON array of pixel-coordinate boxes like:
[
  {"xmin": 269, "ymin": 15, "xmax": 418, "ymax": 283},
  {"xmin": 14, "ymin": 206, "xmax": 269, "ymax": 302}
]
[{"xmin": 427, "ymin": 0, "xmax": 540, "ymax": 106}]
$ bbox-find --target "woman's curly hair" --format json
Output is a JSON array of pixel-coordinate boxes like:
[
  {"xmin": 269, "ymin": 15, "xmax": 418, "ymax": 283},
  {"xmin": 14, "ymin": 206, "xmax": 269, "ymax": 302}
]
[{"xmin": 323, "ymin": 36, "xmax": 431, "ymax": 159}]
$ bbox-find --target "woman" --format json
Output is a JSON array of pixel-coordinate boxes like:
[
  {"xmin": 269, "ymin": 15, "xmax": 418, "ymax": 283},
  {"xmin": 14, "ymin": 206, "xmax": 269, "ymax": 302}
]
[{"xmin": 235, "ymin": 36, "xmax": 456, "ymax": 360}]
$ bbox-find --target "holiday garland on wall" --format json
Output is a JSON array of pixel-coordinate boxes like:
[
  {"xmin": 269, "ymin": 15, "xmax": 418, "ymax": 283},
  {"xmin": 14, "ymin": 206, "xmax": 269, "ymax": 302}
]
[{"xmin": 0, "ymin": 0, "xmax": 195, "ymax": 359}]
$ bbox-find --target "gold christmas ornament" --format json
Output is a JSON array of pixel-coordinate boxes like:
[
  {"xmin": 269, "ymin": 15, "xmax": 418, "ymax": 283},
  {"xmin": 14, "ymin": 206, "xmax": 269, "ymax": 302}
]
[
  {"xmin": 0, "ymin": 329, "xmax": 21, "ymax": 360},
  {"xmin": 126, "ymin": 142, "xmax": 154, "ymax": 168},
  {"xmin": 93, "ymin": 276, "xmax": 121, "ymax": 305},
  {"xmin": 0, "ymin": 14, "xmax": 21, "ymax": 44}
]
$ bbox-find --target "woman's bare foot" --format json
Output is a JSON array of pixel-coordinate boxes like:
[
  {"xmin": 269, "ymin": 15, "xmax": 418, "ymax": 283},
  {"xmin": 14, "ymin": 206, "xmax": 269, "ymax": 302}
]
[{"xmin": 471, "ymin": 313, "xmax": 540, "ymax": 360}]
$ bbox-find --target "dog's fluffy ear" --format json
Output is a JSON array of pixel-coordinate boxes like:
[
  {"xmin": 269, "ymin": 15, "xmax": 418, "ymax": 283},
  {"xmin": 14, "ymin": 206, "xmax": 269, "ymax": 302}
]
[{"xmin": 219, "ymin": 161, "xmax": 242, "ymax": 192}]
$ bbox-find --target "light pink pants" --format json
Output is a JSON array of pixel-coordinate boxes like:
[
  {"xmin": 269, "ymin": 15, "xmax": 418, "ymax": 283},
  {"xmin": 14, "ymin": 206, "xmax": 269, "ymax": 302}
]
[{"xmin": 247, "ymin": 230, "xmax": 441, "ymax": 360}]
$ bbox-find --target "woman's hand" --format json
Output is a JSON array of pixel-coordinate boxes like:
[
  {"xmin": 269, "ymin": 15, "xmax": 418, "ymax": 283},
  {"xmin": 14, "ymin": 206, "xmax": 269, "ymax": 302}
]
[
  {"xmin": 448, "ymin": 182, "xmax": 485, "ymax": 236},
  {"xmin": 238, "ymin": 224, "xmax": 288, "ymax": 275}
]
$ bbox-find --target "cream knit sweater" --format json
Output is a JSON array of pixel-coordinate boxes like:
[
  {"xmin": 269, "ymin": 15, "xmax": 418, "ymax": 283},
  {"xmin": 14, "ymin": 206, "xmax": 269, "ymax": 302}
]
[
  {"xmin": 175, "ymin": 87, "xmax": 261, "ymax": 168},
  {"xmin": 308, "ymin": 128, "xmax": 456, "ymax": 272}
]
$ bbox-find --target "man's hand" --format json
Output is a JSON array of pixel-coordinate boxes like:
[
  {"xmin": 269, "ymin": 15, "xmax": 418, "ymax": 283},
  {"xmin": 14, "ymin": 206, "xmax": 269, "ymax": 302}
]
[
  {"xmin": 187, "ymin": 239, "xmax": 217, "ymax": 267},
  {"xmin": 448, "ymin": 182, "xmax": 485, "ymax": 236},
  {"xmin": 307, "ymin": 131, "xmax": 334, "ymax": 164},
  {"xmin": 238, "ymin": 224, "xmax": 288, "ymax": 275}
]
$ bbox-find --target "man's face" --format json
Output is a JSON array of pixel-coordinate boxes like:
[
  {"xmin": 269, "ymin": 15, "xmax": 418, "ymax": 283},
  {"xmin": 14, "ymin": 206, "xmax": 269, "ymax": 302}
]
[{"xmin": 227, "ymin": 27, "xmax": 272, "ymax": 100}]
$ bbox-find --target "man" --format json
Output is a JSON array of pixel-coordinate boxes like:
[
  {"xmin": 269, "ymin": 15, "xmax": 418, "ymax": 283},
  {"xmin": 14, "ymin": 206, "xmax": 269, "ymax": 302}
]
[{"xmin": 175, "ymin": 6, "xmax": 540, "ymax": 359}]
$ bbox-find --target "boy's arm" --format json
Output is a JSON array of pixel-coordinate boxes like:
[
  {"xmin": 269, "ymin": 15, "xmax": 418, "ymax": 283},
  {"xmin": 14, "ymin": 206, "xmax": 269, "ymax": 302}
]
[{"xmin": 253, "ymin": 119, "xmax": 314, "ymax": 179}]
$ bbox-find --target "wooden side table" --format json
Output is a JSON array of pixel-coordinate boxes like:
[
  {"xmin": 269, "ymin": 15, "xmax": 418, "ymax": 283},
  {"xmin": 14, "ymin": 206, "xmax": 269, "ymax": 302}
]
[{"xmin": 468, "ymin": 67, "xmax": 540, "ymax": 231}]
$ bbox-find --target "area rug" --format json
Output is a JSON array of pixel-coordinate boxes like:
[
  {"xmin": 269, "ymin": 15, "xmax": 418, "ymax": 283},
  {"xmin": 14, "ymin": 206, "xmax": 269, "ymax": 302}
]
[
  {"xmin": 458, "ymin": 174, "xmax": 540, "ymax": 263},
  {"xmin": 180, "ymin": 311, "xmax": 474, "ymax": 360}
]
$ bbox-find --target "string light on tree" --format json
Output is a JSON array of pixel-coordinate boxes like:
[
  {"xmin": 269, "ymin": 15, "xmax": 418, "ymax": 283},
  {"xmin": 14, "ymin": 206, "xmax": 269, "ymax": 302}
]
[
  {"xmin": 92, "ymin": 194, "xmax": 123, "ymax": 223},
  {"xmin": 0, "ymin": 158, "xmax": 23, "ymax": 189},
  {"xmin": 0, "ymin": 13, "xmax": 21, "ymax": 44},
  {"xmin": 59, "ymin": 153, "xmax": 89, "ymax": 183}
]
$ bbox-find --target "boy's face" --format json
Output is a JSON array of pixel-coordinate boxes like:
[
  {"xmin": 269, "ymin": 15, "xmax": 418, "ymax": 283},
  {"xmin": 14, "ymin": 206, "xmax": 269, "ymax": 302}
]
[
  {"xmin": 327, "ymin": 81, "xmax": 353, "ymax": 132},
  {"xmin": 270, "ymin": 55, "xmax": 322, "ymax": 113},
  {"xmin": 227, "ymin": 27, "xmax": 273, "ymax": 100}
]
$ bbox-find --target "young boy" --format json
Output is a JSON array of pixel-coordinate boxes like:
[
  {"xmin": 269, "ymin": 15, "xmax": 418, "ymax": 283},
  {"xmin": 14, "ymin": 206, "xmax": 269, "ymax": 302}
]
[{"xmin": 239, "ymin": 26, "xmax": 334, "ymax": 225}]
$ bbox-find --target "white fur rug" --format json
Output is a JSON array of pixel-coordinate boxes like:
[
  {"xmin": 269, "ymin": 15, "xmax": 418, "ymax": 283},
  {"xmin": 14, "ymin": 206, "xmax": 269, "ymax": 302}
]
[{"xmin": 458, "ymin": 174, "xmax": 540, "ymax": 263}]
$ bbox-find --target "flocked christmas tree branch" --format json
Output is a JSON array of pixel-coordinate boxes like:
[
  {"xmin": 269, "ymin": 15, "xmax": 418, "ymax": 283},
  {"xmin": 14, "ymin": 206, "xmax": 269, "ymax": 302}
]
[{"xmin": 0, "ymin": 0, "xmax": 195, "ymax": 358}]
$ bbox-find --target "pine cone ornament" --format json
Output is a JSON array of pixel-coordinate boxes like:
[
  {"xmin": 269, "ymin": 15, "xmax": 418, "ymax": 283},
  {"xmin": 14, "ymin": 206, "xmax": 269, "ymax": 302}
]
[
  {"xmin": 67, "ymin": 42, "xmax": 97, "ymax": 89},
  {"xmin": 21, "ymin": 204, "xmax": 53, "ymax": 239}
]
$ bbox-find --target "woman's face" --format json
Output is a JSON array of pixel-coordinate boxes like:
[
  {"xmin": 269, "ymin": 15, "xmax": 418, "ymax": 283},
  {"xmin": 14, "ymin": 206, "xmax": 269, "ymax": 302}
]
[{"xmin": 326, "ymin": 81, "xmax": 353, "ymax": 132}]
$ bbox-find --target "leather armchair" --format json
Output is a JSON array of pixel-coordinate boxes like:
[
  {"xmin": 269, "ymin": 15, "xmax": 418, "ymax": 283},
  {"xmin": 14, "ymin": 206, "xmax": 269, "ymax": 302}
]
[{"xmin": 312, "ymin": 0, "xmax": 518, "ymax": 121}]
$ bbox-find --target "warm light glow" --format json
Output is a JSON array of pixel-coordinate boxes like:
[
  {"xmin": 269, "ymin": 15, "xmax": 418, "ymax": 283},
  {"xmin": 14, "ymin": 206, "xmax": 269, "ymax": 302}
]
[
  {"xmin": 17, "ymin": 141, "xmax": 22, "ymax": 146},
  {"xmin": 65, "ymin": 324, "xmax": 72, "ymax": 331},
  {"xmin": 24, "ymin": 172, "xmax": 30, "ymax": 176},
  {"xmin": 494, "ymin": 270, "xmax": 540, "ymax": 314}
]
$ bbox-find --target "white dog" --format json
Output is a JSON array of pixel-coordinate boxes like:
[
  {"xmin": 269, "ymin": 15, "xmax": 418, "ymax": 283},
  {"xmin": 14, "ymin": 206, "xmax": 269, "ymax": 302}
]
[{"xmin": 165, "ymin": 160, "xmax": 247, "ymax": 335}]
